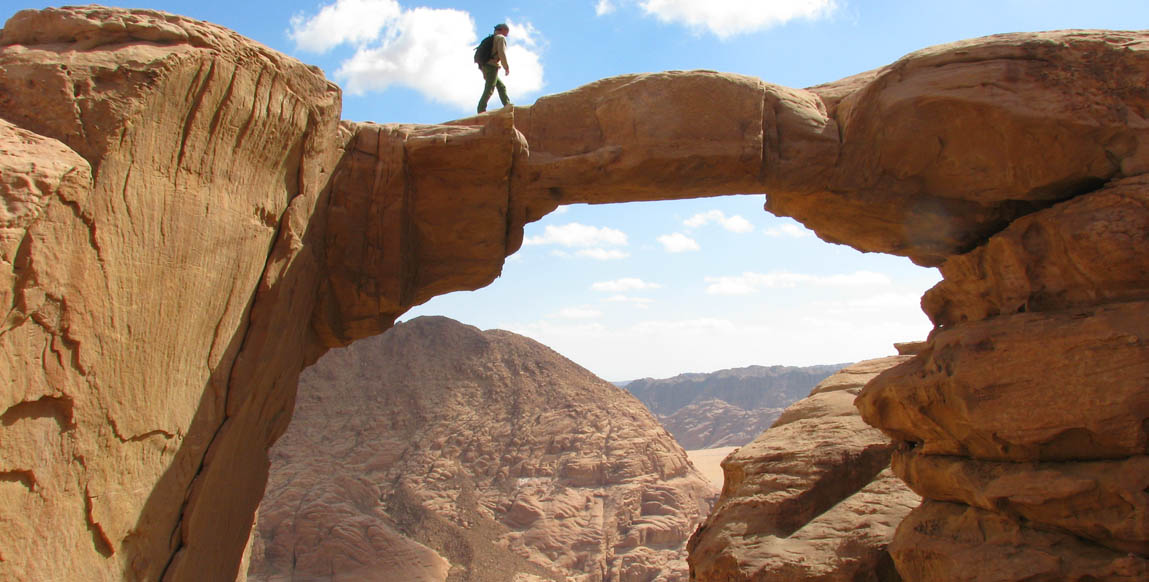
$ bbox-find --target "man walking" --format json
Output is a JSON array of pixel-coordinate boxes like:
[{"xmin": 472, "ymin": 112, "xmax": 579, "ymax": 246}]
[{"xmin": 477, "ymin": 23, "xmax": 511, "ymax": 113}]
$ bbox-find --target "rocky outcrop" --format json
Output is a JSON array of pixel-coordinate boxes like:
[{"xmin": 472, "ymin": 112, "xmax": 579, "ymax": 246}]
[
  {"xmin": 688, "ymin": 356, "xmax": 920, "ymax": 581},
  {"xmin": 1, "ymin": 7, "xmax": 344, "ymax": 582},
  {"xmin": 248, "ymin": 316, "xmax": 713, "ymax": 582},
  {"xmin": 856, "ymin": 173, "xmax": 1149, "ymax": 580},
  {"xmin": 2, "ymin": 5, "xmax": 1147, "ymax": 580}
]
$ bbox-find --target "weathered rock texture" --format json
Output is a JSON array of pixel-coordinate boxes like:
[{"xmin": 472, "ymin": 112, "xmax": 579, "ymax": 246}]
[
  {"xmin": 857, "ymin": 174, "xmax": 1149, "ymax": 580},
  {"xmin": 659, "ymin": 399, "xmax": 785, "ymax": 450},
  {"xmin": 1, "ymin": 5, "xmax": 1147, "ymax": 580},
  {"xmin": 249, "ymin": 316, "xmax": 713, "ymax": 582},
  {"xmin": 1, "ymin": 7, "xmax": 343, "ymax": 582},
  {"xmin": 624, "ymin": 364, "xmax": 842, "ymax": 448},
  {"xmin": 688, "ymin": 356, "xmax": 921, "ymax": 581}
]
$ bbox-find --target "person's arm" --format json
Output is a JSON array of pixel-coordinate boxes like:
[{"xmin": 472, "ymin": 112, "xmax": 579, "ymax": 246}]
[{"xmin": 494, "ymin": 35, "xmax": 510, "ymax": 74}]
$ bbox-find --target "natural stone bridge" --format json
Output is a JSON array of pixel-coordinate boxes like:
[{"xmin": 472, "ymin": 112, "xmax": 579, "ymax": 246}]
[{"xmin": 0, "ymin": 6, "xmax": 1145, "ymax": 581}]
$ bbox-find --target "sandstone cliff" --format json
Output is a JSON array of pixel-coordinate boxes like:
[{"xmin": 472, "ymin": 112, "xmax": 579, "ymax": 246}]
[
  {"xmin": 248, "ymin": 316, "xmax": 712, "ymax": 582},
  {"xmin": 1, "ymin": 6, "xmax": 1146, "ymax": 581},
  {"xmin": 688, "ymin": 356, "xmax": 921, "ymax": 581}
]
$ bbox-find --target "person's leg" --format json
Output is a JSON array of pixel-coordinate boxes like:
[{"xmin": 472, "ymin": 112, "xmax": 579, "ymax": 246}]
[
  {"xmin": 495, "ymin": 76, "xmax": 510, "ymax": 107},
  {"xmin": 478, "ymin": 65, "xmax": 498, "ymax": 113}
]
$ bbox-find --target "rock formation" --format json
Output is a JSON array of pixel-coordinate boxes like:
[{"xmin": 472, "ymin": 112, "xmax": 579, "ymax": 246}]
[
  {"xmin": 658, "ymin": 399, "xmax": 785, "ymax": 450},
  {"xmin": 248, "ymin": 316, "xmax": 713, "ymax": 581},
  {"xmin": 855, "ymin": 174, "xmax": 1149, "ymax": 580},
  {"xmin": 688, "ymin": 356, "xmax": 921, "ymax": 581},
  {"xmin": 624, "ymin": 364, "xmax": 843, "ymax": 449},
  {"xmin": 1, "ymin": 5, "xmax": 1146, "ymax": 581}
]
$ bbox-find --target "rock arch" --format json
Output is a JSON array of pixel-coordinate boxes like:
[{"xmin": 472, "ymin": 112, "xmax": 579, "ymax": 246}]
[{"xmin": 0, "ymin": 7, "xmax": 1145, "ymax": 581}]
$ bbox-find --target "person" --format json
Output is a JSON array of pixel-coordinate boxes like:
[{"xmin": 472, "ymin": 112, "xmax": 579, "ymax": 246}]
[{"xmin": 477, "ymin": 23, "xmax": 511, "ymax": 113}]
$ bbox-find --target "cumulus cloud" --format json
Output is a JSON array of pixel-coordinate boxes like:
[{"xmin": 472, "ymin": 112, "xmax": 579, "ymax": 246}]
[
  {"xmin": 591, "ymin": 278, "xmax": 662, "ymax": 292},
  {"xmin": 705, "ymin": 270, "xmax": 891, "ymax": 295},
  {"xmin": 764, "ymin": 222, "xmax": 814, "ymax": 238},
  {"xmin": 657, "ymin": 232, "xmax": 700, "ymax": 253},
  {"xmin": 289, "ymin": 0, "xmax": 402, "ymax": 53},
  {"xmin": 595, "ymin": 0, "xmax": 617, "ymax": 16},
  {"xmin": 635, "ymin": 0, "xmax": 839, "ymax": 38},
  {"xmin": 290, "ymin": 1, "xmax": 545, "ymax": 111},
  {"xmin": 684, "ymin": 210, "xmax": 754, "ymax": 233},
  {"xmin": 525, "ymin": 223, "xmax": 628, "ymax": 247}
]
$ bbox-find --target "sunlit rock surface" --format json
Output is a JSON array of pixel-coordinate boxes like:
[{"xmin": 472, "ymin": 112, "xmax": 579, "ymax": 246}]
[
  {"xmin": 248, "ymin": 316, "xmax": 712, "ymax": 582},
  {"xmin": 1, "ymin": 5, "xmax": 1146, "ymax": 580},
  {"xmin": 688, "ymin": 356, "xmax": 920, "ymax": 581}
]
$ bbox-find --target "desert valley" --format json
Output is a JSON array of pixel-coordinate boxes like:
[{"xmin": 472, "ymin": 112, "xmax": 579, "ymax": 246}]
[{"xmin": 0, "ymin": 5, "xmax": 1146, "ymax": 582}]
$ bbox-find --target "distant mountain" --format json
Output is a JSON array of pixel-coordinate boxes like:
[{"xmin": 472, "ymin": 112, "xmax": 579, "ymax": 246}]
[
  {"xmin": 659, "ymin": 399, "xmax": 784, "ymax": 450},
  {"xmin": 624, "ymin": 364, "xmax": 848, "ymax": 449},
  {"xmin": 248, "ymin": 316, "xmax": 713, "ymax": 582}
]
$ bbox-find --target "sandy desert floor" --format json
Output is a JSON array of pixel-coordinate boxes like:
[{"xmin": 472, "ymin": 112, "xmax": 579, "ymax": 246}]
[{"xmin": 686, "ymin": 446, "xmax": 739, "ymax": 493}]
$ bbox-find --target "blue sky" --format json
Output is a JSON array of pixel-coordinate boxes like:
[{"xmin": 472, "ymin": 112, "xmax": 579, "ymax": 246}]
[{"xmin": 4, "ymin": 1, "xmax": 1146, "ymax": 380}]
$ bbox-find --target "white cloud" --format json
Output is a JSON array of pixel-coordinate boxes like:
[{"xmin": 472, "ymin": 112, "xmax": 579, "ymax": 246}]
[
  {"xmin": 577, "ymin": 248, "xmax": 630, "ymax": 260},
  {"xmin": 705, "ymin": 270, "xmax": 892, "ymax": 295},
  {"xmin": 683, "ymin": 210, "xmax": 754, "ymax": 233},
  {"xmin": 764, "ymin": 223, "xmax": 814, "ymax": 238},
  {"xmin": 290, "ymin": 3, "xmax": 545, "ymax": 111},
  {"xmin": 657, "ymin": 232, "xmax": 700, "ymax": 253},
  {"xmin": 591, "ymin": 278, "xmax": 662, "ymax": 292},
  {"xmin": 595, "ymin": 0, "xmax": 617, "ymax": 16},
  {"xmin": 555, "ymin": 306, "xmax": 603, "ymax": 319},
  {"xmin": 289, "ymin": 0, "xmax": 401, "ymax": 53},
  {"xmin": 636, "ymin": 0, "xmax": 839, "ymax": 38},
  {"xmin": 524, "ymin": 222, "xmax": 628, "ymax": 247},
  {"xmin": 603, "ymin": 295, "xmax": 654, "ymax": 308}
]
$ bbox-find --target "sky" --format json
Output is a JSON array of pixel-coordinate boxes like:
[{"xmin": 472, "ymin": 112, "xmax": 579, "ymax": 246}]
[{"xmin": 3, "ymin": 1, "xmax": 1146, "ymax": 380}]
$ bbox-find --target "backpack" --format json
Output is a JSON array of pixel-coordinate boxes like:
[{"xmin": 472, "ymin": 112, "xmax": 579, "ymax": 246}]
[{"xmin": 474, "ymin": 34, "xmax": 495, "ymax": 65}]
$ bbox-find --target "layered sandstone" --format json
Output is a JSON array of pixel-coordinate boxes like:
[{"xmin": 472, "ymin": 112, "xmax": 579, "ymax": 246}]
[
  {"xmin": 1, "ymin": 5, "xmax": 1147, "ymax": 581},
  {"xmin": 1, "ymin": 7, "xmax": 344, "ymax": 581},
  {"xmin": 856, "ymin": 174, "xmax": 1149, "ymax": 580},
  {"xmin": 688, "ymin": 356, "xmax": 920, "ymax": 581},
  {"xmin": 248, "ymin": 316, "xmax": 712, "ymax": 582}
]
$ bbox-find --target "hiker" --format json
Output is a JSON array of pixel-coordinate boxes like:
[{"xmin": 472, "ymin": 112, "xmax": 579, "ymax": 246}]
[{"xmin": 476, "ymin": 23, "xmax": 511, "ymax": 113}]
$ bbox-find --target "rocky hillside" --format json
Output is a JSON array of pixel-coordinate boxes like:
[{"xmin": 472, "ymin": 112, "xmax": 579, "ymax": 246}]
[
  {"xmin": 247, "ymin": 316, "xmax": 713, "ymax": 582},
  {"xmin": 658, "ymin": 399, "xmax": 782, "ymax": 450},
  {"xmin": 624, "ymin": 364, "xmax": 843, "ymax": 448},
  {"xmin": 624, "ymin": 365, "xmax": 843, "ymax": 416}
]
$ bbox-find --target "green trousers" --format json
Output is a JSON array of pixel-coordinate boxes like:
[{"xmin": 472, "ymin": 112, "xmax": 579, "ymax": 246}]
[{"xmin": 478, "ymin": 64, "xmax": 510, "ymax": 113}]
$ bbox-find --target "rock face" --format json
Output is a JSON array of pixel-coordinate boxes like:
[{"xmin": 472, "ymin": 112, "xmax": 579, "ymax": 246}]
[
  {"xmin": 688, "ymin": 356, "xmax": 921, "ymax": 581},
  {"xmin": 623, "ymin": 364, "xmax": 843, "ymax": 449},
  {"xmin": 1, "ymin": 6, "xmax": 1147, "ymax": 581},
  {"xmin": 1, "ymin": 7, "xmax": 344, "ymax": 582},
  {"xmin": 856, "ymin": 174, "xmax": 1149, "ymax": 580},
  {"xmin": 658, "ymin": 399, "xmax": 784, "ymax": 450},
  {"xmin": 624, "ymin": 365, "xmax": 842, "ymax": 417},
  {"xmin": 248, "ymin": 316, "xmax": 713, "ymax": 582}
]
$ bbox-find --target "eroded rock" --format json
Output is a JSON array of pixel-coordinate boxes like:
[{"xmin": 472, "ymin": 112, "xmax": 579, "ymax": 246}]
[
  {"xmin": 249, "ymin": 317, "xmax": 712, "ymax": 582},
  {"xmin": 688, "ymin": 357, "xmax": 920, "ymax": 581}
]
